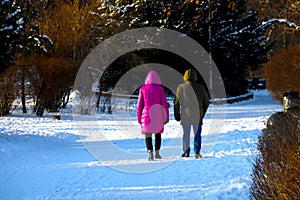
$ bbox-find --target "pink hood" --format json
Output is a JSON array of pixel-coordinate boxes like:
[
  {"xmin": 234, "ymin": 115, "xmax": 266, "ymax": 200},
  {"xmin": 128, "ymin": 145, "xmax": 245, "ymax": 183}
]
[{"xmin": 145, "ymin": 71, "xmax": 161, "ymax": 85}]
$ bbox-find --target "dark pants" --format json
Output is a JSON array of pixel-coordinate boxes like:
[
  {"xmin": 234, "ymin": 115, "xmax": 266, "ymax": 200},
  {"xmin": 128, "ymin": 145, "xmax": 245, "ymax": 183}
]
[{"xmin": 145, "ymin": 133, "xmax": 161, "ymax": 152}]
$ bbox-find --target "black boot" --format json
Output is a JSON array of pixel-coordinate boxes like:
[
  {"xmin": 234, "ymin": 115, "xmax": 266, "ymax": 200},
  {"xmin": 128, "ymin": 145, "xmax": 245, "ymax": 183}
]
[
  {"xmin": 195, "ymin": 153, "xmax": 202, "ymax": 159},
  {"xmin": 182, "ymin": 153, "xmax": 189, "ymax": 157}
]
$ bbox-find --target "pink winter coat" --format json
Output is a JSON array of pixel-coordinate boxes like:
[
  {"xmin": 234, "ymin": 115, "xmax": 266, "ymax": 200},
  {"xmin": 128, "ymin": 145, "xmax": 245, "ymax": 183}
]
[{"xmin": 137, "ymin": 71, "xmax": 169, "ymax": 134}]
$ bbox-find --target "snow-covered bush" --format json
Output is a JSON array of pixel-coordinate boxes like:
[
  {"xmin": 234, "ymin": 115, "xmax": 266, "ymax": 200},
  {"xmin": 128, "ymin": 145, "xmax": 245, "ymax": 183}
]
[
  {"xmin": 71, "ymin": 91, "xmax": 97, "ymax": 115},
  {"xmin": 251, "ymin": 111, "xmax": 300, "ymax": 199}
]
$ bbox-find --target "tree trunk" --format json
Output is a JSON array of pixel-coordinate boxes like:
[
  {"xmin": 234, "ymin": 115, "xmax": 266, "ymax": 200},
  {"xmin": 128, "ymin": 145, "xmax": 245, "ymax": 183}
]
[
  {"xmin": 61, "ymin": 87, "xmax": 71, "ymax": 109},
  {"xmin": 21, "ymin": 65, "xmax": 27, "ymax": 113},
  {"xmin": 34, "ymin": 86, "xmax": 45, "ymax": 117},
  {"xmin": 95, "ymin": 88, "xmax": 102, "ymax": 110},
  {"xmin": 36, "ymin": 103, "xmax": 45, "ymax": 117}
]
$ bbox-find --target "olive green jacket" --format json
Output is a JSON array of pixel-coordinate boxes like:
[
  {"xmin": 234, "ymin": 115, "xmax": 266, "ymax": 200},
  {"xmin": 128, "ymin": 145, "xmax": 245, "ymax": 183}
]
[{"xmin": 174, "ymin": 69, "xmax": 210, "ymax": 125}]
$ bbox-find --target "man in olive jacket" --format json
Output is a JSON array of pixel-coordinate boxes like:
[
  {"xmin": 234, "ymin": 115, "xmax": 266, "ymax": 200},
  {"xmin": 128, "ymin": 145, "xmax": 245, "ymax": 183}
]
[{"xmin": 174, "ymin": 69, "xmax": 210, "ymax": 159}]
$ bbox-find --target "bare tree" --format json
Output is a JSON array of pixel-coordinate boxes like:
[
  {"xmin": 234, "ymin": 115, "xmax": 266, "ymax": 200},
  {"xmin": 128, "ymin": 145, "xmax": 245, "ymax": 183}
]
[
  {"xmin": 30, "ymin": 1, "xmax": 103, "ymax": 115},
  {"xmin": 264, "ymin": 44, "xmax": 300, "ymax": 101}
]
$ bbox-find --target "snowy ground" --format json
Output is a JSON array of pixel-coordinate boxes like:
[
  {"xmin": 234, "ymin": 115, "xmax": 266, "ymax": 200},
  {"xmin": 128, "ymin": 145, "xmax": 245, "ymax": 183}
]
[{"xmin": 0, "ymin": 90, "xmax": 282, "ymax": 200}]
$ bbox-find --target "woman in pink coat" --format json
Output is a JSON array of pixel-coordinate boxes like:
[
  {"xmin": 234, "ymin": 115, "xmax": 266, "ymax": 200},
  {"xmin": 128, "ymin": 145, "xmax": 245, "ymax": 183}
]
[{"xmin": 137, "ymin": 71, "xmax": 169, "ymax": 161}]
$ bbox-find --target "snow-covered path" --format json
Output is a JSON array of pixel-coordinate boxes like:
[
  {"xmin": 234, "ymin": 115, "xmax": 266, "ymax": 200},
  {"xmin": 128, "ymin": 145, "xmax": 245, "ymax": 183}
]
[{"xmin": 0, "ymin": 90, "xmax": 281, "ymax": 199}]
